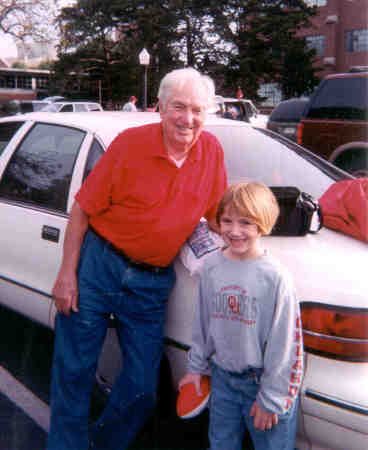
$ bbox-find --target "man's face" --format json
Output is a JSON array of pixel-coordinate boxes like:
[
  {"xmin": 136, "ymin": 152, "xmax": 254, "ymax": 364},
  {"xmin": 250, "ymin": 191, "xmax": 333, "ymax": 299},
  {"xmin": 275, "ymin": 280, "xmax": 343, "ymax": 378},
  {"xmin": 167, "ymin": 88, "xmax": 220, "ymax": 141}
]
[{"xmin": 159, "ymin": 83, "xmax": 208, "ymax": 154}]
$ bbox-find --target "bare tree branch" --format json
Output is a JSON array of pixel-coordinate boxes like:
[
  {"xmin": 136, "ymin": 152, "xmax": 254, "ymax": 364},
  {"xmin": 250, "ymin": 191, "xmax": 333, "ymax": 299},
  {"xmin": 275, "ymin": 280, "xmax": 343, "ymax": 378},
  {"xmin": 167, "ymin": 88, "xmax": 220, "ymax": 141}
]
[{"xmin": 0, "ymin": 0, "xmax": 59, "ymax": 43}]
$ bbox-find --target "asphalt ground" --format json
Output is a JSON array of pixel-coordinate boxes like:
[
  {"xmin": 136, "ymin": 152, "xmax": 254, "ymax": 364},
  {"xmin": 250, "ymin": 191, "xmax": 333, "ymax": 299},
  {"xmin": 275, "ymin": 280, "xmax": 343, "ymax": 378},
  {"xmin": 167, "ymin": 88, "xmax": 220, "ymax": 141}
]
[
  {"xmin": 0, "ymin": 390, "xmax": 47, "ymax": 449},
  {"xmin": 0, "ymin": 306, "xmax": 211, "ymax": 450}
]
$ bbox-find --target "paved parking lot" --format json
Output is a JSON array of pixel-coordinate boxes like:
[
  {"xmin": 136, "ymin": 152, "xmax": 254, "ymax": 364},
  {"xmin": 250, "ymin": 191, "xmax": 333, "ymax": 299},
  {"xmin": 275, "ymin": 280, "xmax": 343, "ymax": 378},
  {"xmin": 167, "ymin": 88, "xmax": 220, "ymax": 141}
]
[
  {"xmin": 0, "ymin": 390, "xmax": 47, "ymax": 450},
  {"xmin": 0, "ymin": 306, "xmax": 211, "ymax": 450}
]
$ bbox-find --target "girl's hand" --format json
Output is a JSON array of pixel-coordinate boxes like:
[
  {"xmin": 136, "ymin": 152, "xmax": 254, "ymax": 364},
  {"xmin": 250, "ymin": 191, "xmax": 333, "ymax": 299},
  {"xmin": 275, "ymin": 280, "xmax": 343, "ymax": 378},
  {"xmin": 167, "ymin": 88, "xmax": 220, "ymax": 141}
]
[
  {"xmin": 250, "ymin": 401, "xmax": 278, "ymax": 431},
  {"xmin": 178, "ymin": 372, "xmax": 203, "ymax": 396}
]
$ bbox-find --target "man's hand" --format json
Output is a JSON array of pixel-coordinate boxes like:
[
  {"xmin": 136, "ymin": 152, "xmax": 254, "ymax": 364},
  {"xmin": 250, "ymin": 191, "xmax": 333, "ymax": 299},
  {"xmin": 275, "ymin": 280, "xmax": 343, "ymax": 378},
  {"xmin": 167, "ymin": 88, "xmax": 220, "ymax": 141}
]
[
  {"xmin": 178, "ymin": 372, "xmax": 203, "ymax": 396},
  {"xmin": 52, "ymin": 201, "xmax": 89, "ymax": 316},
  {"xmin": 52, "ymin": 270, "xmax": 79, "ymax": 316},
  {"xmin": 250, "ymin": 401, "xmax": 278, "ymax": 431}
]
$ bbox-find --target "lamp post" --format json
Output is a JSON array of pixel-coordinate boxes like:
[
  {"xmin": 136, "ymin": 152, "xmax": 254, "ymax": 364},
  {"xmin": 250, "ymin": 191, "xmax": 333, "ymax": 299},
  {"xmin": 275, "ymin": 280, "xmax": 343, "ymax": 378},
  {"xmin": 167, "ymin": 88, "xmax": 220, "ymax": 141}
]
[{"xmin": 139, "ymin": 48, "xmax": 150, "ymax": 111}]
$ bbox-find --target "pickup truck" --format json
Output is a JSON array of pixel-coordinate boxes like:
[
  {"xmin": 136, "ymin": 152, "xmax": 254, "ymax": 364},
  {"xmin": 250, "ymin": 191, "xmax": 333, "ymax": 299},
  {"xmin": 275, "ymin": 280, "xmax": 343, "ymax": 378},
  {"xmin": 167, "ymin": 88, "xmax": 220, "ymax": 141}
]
[{"xmin": 0, "ymin": 111, "xmax": 367, "ymax": 450}]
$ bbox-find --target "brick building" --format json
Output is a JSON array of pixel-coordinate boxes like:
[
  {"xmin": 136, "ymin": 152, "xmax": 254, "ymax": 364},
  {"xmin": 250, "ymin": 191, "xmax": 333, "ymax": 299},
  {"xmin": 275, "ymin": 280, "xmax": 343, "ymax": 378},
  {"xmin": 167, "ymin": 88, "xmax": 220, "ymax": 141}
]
[
  {"xmin": 300, "ymin": 0, "xmax": 368, "ymax": 76},
  {"xmin": 260, "ymin": 0, "xmax": 368, "ymax": 106}
]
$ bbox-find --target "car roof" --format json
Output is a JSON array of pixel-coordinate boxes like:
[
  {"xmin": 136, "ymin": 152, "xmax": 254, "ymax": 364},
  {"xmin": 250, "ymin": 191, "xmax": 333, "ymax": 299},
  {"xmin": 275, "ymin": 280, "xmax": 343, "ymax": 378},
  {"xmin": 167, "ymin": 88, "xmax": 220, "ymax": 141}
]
[
  {"xmin": 52, "ymin": 101, "xmax": 101, "ymax": 106},
  {"xmin": 216, "ymin": 96, "xmax": 252, "ymax": 103},
  {"xmin": 2, "ymin": 111, "xmax": 249, "ymax": 147},
  {"xmin": 325, "ymin": 71, "xmax": 368, "ymax": 80}
]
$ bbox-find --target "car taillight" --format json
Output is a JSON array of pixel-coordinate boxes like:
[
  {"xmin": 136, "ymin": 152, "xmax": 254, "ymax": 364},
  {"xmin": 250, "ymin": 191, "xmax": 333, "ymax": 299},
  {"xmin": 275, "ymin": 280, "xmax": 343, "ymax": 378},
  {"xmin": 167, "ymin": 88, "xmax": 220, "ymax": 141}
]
[
  {"xmin": 297, "ymin": 123, "xmax": 303, "ymax": 145},
  {"xmin": 301, "ymin": 302, "xmax": 368, "ymax": 362}
]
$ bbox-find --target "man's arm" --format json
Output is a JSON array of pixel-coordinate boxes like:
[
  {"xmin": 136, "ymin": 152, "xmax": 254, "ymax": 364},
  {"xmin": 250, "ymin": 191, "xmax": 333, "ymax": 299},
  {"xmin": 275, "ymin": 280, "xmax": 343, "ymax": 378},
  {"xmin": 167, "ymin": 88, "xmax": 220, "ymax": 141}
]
[{"xmin": 52, "ymin": 201, "xmax": 89, "ymax": 316}]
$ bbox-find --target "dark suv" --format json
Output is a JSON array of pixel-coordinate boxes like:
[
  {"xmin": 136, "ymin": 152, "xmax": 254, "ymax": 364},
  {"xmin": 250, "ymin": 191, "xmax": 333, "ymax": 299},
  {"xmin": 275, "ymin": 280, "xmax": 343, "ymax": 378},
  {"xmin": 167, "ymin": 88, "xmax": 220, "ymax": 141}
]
[
  {"xmin": 298, "ymin": 71, "xmax": 368, "ymax": 177},
  {"xmin": 267, "ymin": 97, "xmax": 309, "ymax": 142}
]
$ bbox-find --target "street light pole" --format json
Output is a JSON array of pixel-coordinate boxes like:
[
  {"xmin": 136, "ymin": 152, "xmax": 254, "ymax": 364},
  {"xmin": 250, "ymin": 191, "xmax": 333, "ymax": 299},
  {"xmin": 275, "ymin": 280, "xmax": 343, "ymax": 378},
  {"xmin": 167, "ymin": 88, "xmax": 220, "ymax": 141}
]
[
  {"xmin": 139, "ymin": 48, "xmax": 150, "ymax": 111},
  {"xmin": 143, "ymin": 65, "xmax": 148, "ymax": 111}
]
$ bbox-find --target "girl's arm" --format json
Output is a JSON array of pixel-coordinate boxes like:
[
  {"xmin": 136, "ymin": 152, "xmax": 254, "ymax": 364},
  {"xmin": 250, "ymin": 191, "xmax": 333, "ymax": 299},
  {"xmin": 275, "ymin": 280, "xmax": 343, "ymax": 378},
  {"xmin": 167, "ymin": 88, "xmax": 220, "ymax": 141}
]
[
  {"xmin": 187, "ymin": 267, "xmax": 213, "ymax": 375},
  {"xmin": 257, "ymin": 272, "xmax": 304, "ymax": 415}
]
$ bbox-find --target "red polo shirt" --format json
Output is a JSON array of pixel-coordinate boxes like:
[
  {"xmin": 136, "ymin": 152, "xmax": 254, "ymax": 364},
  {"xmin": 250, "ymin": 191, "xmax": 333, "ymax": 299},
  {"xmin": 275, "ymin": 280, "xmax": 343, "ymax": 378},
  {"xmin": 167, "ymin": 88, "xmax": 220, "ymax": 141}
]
[{"xmin": 76, "ymin": 122, "xmax": 227, "ymax": 267}]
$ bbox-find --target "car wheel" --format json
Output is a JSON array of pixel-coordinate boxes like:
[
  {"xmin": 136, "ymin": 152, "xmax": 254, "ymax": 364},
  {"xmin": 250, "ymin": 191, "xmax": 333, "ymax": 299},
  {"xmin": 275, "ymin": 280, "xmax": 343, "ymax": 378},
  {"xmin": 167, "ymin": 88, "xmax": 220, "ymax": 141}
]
[{"xmin": 332, "ymin": 148, "xmax": 368, "ymax": 177}]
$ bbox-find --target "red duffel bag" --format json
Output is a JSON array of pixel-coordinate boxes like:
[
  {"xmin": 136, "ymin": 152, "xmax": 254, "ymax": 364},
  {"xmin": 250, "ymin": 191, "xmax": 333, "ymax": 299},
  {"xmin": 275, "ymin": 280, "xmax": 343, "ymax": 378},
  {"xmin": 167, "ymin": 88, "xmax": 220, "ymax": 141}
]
[{"xmin": 319, "ymin": 178, "xmax": 368, "ymax": 243}]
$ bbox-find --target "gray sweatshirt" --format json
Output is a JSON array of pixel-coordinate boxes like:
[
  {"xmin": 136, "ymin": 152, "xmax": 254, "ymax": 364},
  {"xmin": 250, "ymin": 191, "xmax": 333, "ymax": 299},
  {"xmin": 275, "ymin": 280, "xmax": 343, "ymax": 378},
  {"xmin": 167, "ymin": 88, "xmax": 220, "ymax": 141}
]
[{"xmin": 187, "ymin": 250, "xmax": 303, "ymax": 415}]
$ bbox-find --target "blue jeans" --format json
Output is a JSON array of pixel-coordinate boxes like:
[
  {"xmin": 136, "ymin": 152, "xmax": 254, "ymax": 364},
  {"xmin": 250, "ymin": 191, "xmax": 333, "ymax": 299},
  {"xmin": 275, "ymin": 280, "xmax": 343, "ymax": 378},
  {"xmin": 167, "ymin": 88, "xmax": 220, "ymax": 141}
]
[
  {"xmin": 209, "ymin": 363, "xmax": 299, "ymax": 450},
  {"xmin": 47, "ymin": 229, "xmax": 176, "ymax": 450}
]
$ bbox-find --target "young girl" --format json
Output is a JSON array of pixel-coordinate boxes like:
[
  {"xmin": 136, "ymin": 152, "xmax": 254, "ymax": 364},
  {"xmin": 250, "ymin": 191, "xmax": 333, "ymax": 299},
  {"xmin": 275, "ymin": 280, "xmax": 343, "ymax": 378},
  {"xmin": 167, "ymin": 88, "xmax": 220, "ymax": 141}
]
[{"xmin": 179, "ymin": 182, "xmax": 303, "ymax": 450}]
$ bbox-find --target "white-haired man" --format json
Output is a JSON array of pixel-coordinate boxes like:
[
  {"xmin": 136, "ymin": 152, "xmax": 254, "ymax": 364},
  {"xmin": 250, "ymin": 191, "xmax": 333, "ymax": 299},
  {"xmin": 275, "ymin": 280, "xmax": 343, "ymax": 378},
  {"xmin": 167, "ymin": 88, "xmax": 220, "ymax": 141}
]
[{"xmin": 47, "ymin": 67, "xmax": 227, "ymax": 450}]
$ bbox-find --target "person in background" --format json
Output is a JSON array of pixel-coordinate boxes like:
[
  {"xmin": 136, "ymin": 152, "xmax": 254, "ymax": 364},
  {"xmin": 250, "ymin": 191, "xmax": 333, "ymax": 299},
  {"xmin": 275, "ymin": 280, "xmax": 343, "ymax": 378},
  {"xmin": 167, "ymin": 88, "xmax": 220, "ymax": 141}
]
[
  {"xmin": 122, "ymin": 95, "xmax": 138, "ymax": 111},
  {"xmin": 46, "ymin": 67, "xmax": 227, "ymax": 450},
  {"xmin": 179, "ymin": 182, "xmax": 303, "ymax": 450}
]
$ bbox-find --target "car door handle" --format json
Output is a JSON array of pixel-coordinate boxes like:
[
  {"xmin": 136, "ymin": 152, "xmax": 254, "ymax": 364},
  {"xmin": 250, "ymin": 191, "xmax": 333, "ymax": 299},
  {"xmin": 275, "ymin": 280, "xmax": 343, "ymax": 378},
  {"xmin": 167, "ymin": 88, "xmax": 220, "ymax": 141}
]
[{"xmin": 42, "ymin": 225, "xmax": 60, "ymax": 243}]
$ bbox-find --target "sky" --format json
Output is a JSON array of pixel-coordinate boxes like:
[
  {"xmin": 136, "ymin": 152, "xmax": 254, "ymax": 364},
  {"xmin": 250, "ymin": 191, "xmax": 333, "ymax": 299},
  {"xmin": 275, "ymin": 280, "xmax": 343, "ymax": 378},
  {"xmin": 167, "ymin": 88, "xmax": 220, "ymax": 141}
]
[
  {"xmin": 0, "ymin": 34, "xmax": 18, "ymax": 58},
  {"xmin": 0, "ymin": 0, "xmax": 75, "ymax": 59}
]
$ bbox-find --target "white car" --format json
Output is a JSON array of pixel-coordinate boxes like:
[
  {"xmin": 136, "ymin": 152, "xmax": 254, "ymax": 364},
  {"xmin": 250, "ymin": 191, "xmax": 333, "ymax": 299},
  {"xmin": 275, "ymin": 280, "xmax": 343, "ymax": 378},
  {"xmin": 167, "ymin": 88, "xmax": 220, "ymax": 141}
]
[
  {"xmin": 0, "ymin": 111, "xmax": 366, "ymax": 450},
  {"xmin": 40, "ymin": 101, "xmax": 103, "ymax": 112},
  {"xmin": 213, "ymin": 95, "xmax": 269, "ymax": 128}
]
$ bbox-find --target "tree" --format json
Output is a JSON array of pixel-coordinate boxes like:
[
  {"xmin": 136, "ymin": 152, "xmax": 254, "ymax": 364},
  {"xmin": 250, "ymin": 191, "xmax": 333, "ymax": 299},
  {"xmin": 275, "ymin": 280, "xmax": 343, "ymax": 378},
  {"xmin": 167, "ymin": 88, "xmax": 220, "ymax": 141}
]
[
  {"xmin": 0, "ymin": 0, "xmax": 59, "ymax": 44},
  {"xmin": 208, "ymin": 0, "xmax": 320, "ymax": 100},
  {"xmin": 54, "ymin": 0, "xmax": 184, "ymax": 105},
  {"xmin": 52, "ymin": 0, "xmax": 321, "ymax": 104},
  {"xmin": 279, "ymin": 38, "xmax": 321, "ymax": 99}
]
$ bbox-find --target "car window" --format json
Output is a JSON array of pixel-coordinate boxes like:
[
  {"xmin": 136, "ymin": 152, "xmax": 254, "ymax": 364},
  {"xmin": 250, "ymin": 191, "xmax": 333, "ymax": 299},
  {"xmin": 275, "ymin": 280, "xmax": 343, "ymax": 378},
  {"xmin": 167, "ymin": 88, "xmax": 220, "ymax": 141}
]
[
  {"xmin": 307, "ymin": 77, "xmax": 368, "ymax": 120},
  {"xmin": 270, "ymin": 100, "xmax": 309, "ymax": 122},
  {"xmin": 83, "ymin": 138, "xmax": 104, "ymax": 180},
  {"xmin": 32, "ymin": 102, "xmax": 50, "ymax": 112},
  {"xmin": 243, "ymin": 102, "xmax": 253, "ymax": 117},
  {"xmin": 0, "ymin": 122, "xmax": 24, "ymax": 156},
  {"xmin": 40, "ymin": 104, "xmax": 59, "ymax": 112},
  {"xmin": 75, "ymin": 104, "xmax": 88, "ymax": 112},
  {"xmin": 0, "ymin": 123, "xmax": 86, "ymax": 212},
  {"xmin": 19, "ymin": 102, "xmax": 35, "ymax": 114},
  {"xmin": 88, "ymin": 104, "xmax": 102, "ymax": 111},
  {"xmin": 59, "ymin": 104, "xmax": 74, "ymax": 112},
  {"xmin": 207, "ymin": 124, "xmax": 340, "ymax": 199}
]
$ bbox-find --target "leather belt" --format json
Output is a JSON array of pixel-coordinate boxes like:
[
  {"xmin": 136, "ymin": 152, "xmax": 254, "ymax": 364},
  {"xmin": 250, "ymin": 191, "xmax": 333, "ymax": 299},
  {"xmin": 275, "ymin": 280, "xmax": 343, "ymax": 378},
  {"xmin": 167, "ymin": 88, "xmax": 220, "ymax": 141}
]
[{"xmin": 91, "ymin": 228, "xmax": 169, "ymax": 274}]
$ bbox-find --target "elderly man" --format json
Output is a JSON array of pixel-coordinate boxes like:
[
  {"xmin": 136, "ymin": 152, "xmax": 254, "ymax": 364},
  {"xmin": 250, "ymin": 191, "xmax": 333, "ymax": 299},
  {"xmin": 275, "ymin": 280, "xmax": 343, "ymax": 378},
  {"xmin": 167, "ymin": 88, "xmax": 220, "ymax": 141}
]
[{"xmin": 47, "ymin": 67, "xmax": 227, "ymax": 450}]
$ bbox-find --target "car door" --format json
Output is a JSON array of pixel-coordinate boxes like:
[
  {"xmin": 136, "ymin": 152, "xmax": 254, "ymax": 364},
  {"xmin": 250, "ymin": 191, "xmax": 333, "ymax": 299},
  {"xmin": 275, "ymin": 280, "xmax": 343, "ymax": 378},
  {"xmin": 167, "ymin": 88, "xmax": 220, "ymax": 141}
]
[{"xmin": 0, "ymin": 120, "xmax": 97, "ymax": 328}]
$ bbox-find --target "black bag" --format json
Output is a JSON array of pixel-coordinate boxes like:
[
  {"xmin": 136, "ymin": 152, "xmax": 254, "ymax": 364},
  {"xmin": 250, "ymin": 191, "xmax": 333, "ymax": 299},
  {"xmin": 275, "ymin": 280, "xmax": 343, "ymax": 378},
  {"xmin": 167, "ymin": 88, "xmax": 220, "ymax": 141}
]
[{"xmin": 270, "ymin": 187, "xmax": 323, "ymax": 236}]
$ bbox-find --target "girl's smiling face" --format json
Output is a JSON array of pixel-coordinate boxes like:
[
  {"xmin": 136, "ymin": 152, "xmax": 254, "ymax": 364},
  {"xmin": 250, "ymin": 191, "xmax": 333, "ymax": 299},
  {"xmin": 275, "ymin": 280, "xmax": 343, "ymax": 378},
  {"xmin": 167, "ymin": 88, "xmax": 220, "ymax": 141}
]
[{"xmin": 219, "ymin": 205, "xmax": 263, "ymax": 261}]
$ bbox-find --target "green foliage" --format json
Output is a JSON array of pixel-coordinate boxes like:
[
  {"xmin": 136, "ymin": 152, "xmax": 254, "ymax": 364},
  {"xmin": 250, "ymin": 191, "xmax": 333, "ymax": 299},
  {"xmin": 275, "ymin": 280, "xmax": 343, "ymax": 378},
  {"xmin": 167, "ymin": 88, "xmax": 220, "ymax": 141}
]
[
  {"xmin": 11, "ymin": 61, "xmax": 27, "ymax": 69},
  {"xmin": 51, "ymin": 0, "xmax": 321, "ymax": 105},
  {"xmin": 208, "ymin": 0, "xmax": 320, "ymax": 100}
]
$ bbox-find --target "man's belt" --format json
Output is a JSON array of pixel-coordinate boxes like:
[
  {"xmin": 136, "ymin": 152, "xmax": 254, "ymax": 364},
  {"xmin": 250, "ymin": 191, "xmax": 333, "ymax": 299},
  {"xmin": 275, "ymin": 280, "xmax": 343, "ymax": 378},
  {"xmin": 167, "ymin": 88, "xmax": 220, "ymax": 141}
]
[{"xmin": 91, "ymin": 228, "xmax": 169, "ymax": 274}]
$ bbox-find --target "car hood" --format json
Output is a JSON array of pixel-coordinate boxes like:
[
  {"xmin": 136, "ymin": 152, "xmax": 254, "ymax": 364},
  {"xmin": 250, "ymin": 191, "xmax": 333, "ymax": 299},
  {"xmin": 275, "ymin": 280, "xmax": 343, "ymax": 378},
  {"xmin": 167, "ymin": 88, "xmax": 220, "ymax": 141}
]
[{"xmin": 165, "ymin": 226, "xmax": 367, "ymax": 347}]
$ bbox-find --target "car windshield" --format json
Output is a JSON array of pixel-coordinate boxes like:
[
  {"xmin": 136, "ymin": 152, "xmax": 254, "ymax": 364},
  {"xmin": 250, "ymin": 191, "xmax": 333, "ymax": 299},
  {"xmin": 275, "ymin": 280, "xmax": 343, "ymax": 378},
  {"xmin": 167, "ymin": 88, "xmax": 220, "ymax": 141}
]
[
  {"xmin": 269, "ymin": 99, "xmax": 309, "ymax": 122},
  {"xmin": 18, "ymin": 102, "xmax": 49, "ymax": 113},
  {"xmin": 308, "ymin": 77, "xmax": 368, "ymax": 120},
  {"xmin": 39, "ymin": 103, "xmax": 60, "ymax": 112},
  {"xmin": 206, "ymin": 124, "xmax": 351, "ymax": 199}
]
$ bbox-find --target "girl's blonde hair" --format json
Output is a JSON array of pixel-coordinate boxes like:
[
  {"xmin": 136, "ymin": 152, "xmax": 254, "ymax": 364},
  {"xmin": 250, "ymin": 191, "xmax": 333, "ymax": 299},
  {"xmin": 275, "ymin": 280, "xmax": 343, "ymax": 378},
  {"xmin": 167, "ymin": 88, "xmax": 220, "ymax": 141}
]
[{"xmin": 216, "ymin": 182, "xmax": 280, "ymax": 235}]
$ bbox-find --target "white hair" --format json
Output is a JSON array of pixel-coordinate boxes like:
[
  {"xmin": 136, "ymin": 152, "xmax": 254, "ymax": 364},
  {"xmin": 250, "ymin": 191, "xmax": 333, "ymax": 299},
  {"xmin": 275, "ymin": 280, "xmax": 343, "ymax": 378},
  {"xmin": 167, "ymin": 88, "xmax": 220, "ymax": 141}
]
[{"xmin": 158, "ymin": 67, "xmax": 215, "ymax": 110}]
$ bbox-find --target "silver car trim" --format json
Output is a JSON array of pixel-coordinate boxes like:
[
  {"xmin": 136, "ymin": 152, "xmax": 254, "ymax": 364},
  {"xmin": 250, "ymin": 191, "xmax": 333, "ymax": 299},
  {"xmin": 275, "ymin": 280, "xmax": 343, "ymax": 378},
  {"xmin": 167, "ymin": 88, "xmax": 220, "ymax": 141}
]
[
  {"xmin": 303, "ymin": 329, "xmax": 368, "ymax": 344},
  {"xmin": 305, "ymin": 389, "xmax": 368, "ymax": 416},
  {"xmin": 0, "ymin": 274, "xmax": 51, "ymax": 299}
]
